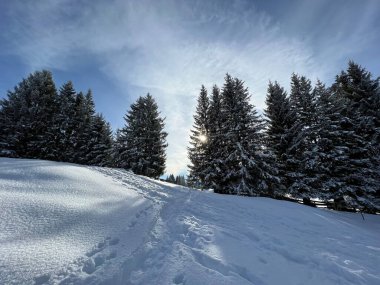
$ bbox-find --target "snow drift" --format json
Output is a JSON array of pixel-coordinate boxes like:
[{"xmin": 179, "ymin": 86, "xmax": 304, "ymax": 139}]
[{"xmin": 0, "ymin": 158, "xmax": 379, "ymax": 285}]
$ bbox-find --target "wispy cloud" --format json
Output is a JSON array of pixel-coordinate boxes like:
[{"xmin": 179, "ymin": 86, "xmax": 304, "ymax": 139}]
[{"xmin": 3, "ymin": 0, "xmax": 380, "ymax": 174}]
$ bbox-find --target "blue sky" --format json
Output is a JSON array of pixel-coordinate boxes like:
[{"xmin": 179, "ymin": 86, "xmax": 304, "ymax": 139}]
[{"xmin": 1, "ymin": 0, "xmax": 379, "ymax": 175}]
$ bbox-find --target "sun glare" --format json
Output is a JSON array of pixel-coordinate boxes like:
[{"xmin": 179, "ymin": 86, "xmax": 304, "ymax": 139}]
[{"xmin": 199, "ymin": 134, "xmax": 207, "ymax": 143}]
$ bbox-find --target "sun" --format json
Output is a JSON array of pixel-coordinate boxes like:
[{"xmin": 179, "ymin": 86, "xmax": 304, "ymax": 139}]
[{"xmin": 198, "ymin": 134, "xmax": 207, "ymax": 143}]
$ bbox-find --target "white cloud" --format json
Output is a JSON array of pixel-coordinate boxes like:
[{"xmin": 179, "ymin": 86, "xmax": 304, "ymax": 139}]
[{"xmin": 4, "ymin": 0, "xmax": 380, "ymax": 175}]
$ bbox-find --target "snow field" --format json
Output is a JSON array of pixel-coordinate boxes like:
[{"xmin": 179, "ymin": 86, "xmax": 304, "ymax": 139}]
[
  {"xmin": 1, "ymin": 158, "xmax": 380, "ymax": 285},
  {"xmin": 0, "ymin": 159, "xmax": 157, "ymax": 284}
]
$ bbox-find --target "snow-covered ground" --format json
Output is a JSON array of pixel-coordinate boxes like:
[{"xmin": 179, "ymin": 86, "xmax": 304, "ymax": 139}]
[{"xmin": 0, "ymin": 158, "xmax": 379, "ymax": 285}]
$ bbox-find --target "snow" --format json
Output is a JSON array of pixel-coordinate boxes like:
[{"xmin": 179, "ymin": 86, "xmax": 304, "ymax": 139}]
[{"xmin": 1, "ymin": 158, "xmax": 379, "ymax": 285}]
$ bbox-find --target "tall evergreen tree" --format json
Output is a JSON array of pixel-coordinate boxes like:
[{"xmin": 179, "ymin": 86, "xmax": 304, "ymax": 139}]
[
  {"xmin": 166, "ymin": 174, "xmax": 176, "ymax": 183},
  {"xmin": 118, "ymin": 94, "xmax": 168, "ymax": 178},
  {"xmin": 287, "ymin": 74, "xmax": 317, "ymax": 198},
  {"xmin": 294, "ymin": 81, "xmax": 340, "ymax": 200},
  {"xmin": 86, "ymin": 114, "xmax": 113, "ymax": 166},
  {"xmin": 264, "ymin": 81, "xmax": 294, "ymax": 195},
  {"xmin": 188, "ymin": 85, "xmax": 210, "ymax": 187},
  {"xmin": 56, "ymin": 81, "xmax": 77, "ymax": 162},
  {"xmin": 116, "ymin": 97, "xmax": 144, "ymax": 170},
  {"xmin": 72, "ymin": 90, "xmax": 96, "ymax": 164},
  {"xmin": 306, "ymin": 81, "xmax": 357, "ymax": 202},
  {"xmin": 215, "ymin": 75, "xmax": 277, "ymax": 195},
  {"xmin": 334, "ymin": 61, "xmax": 380, "ymax": 153},
  {"xmin": 204, "ymin": 85, "xmax": 223, "ymax": 189}
]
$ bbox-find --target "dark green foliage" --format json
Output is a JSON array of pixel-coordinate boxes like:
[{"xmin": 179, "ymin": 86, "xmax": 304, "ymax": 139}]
[
  {"xmin": 189, "ymin": 75, "xmax": 278, "ymax": 195},
  {"xmin": 175, "ymin": 175, "xmax": 187, "ymax": 186},
  {"xmin": 165, "ymin": 174, "xmax": 187, "ymax": 186},
  {"xmin": 112, "ymin": 129, "xmax": 125, "ymax": 168},
  {"xmin": 117, "ymin": 94, "xmax": 168, "ymax": 178},
  {"xmin": 289, "ymin": 74, "xmax": 316, "ymax": 131},
  {"xmin": 298, "ymin": 82, "xmax": 345, "ymax": 200},
  {"xmin": 166, "ymin": 174, "xmax": 176, "ymax": 183},
  {"xmin": 1, "ymin": 64, "xmax": 379, "ymax": 211},
  {"xmin": 216, "ymin": 75, "xmax": 277, "ymax": 195},
  {"xmin": 287, "ymin": 74, "xmax": 317, "ymax": 198},
  {"xmin": 56, "ymin": 81, "xmax": 78, "ymax": 162},
  {"xmin": 204, "ymin": 85, "xmax": 223, "ymax": 189},
  {"xmin": 264, "ymin": 81, "xmax": 294, "ymax": 194},
  {"xmin": 0, "ymin": 70, "xmax": 59, "ymax": 159},
  {"xmin": 261, "ymin": 63, "xmax": 380, "ymax": 211},
  {"xmin": 0, "ymin": 93, "xmax": 17, "ymax": 156},
  {"xmin": 72, "ymin": 90, "xmax": 96, "ymax": 165},
  {"xmin": 86, "ymin": 114, "xmax": 113, "ymax": 166},
  {"xmin": 330, "ymin": 62, "xmax": 380, "ymax": 211},
  {"xmin": 0, "ymin": 70, "xmax": 114, "ymax": 168}
]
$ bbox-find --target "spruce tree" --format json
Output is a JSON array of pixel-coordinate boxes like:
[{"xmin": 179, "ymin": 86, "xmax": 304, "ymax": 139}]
[
  {"xmin": 118, "ymin": 94, "xmax": 168, "ymax": 178},
  {"xmin": 86, "ymin": 114, "xmax": 113, "ymax": 166},
  {"xmin": 73, "ymin": 90, "xmax": 96, "ymax": 165},
  {"xmin": 264, "ymin": 81, "xmax": 294, "ymax": 195},
  {"xmin": 204, "ymin": 85, "xmax": 223, "ymax": 190},
  {"xmin": 56, "ymin": 81, "xmax": 77, "ymax": 162},
  {"xmin": 289, "ymin": 74, "xmax": 316, "ymax": 131},
  {"xmin": 116, "ymin": 97, "xmax": 144, "ymax": 170},
  {"xmin": 287, "ymin": 74, "xmax": 317, "ymax": 198},
  {"xmin": 166, "ymin": 174, "xmax": 175, "ymax": 183},
  {"xmin": 306, "ymin": 81, "xmax": 355, "ymax": 202},
  {"xmin": 215, "ymin": 74, "xmax": 277, "ymax": 195},
  {"xmin": 141, "ymin": 94, "xmax": 168, "ymax": 178},
  {"xmin": 188, "ymin": 85, "xmax": 210, "ymax": 188}
]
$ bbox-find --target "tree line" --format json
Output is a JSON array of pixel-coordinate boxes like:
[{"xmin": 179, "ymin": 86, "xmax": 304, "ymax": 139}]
[
  {"xmin": 164, "ymin": 174, "xmax": 187, "ymax": 186},
  {"xmin": 1, "ymin": 63, "xmax": 379, "ymax": 212},
  {"xmin": 0, "ymin": 70, "xmax": 167, "ymax": 179},
  {"xmin": 188, "ymin": 61, "xmax": 380, "ymax": 212}
]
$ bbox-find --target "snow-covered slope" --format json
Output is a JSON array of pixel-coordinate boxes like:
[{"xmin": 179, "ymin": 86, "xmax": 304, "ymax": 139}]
[{"xmin": 0, "ymin": 158, "xmax": 379, "ymax": 285}]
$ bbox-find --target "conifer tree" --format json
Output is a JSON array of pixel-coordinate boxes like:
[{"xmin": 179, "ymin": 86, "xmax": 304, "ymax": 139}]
[
  {"xmin": 296, "ymin": 81, "xmax": 340, "ymax": 199},
  {"xmin": 188, "ymin": 85, "xmax": 210, "ymax": 187},
  {"xmin": 166, "ymin": 174, "xmax": 176, "ymax": 183},
  {"xmin": 287, "ymin": 74, "xmax": 317, "ymax": 198},
  {"xmin": 215, "ymin": 75, "xmax": 277, "ymax": 195},
  {"xmin": 264, "ymin": 81, "xmax": 294, "ymax": 194},
  {"xmin": 204, "ymin": 85, "xmax": 223, "ymax": 190},
  {"xmin": 306, "ymin": 81, "xmax": 358, "ymax": 203},
  {"xmin": 118, "ymin": 94, "xmax": 167, "ymax": 178},
  {"xmin": 175, "ymin": 175, "xmax": 187, "ymax": 186},
  {"xmin": 290, "ymin": 74, "xmax": 316, "ymax": 131},
  {"xmin": 56, "ymin": 81, "xmax": 77, "ymax": 162},
  {"xmin": 116, "ymin": 97, "xmax": 144, "ymax": 170},
  {"xmin": 73, "ymin": 90, "xmax": 96, "ymax": 164},
  {"xmin": 86, "ymin": 114, "xmax": 113, "ymax": 166}
]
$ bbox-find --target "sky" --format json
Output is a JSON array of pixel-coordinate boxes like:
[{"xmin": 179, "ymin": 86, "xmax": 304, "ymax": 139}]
[{"xmin": 1, "ymin": 0, "xmax": 379, "ymax": 176}]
